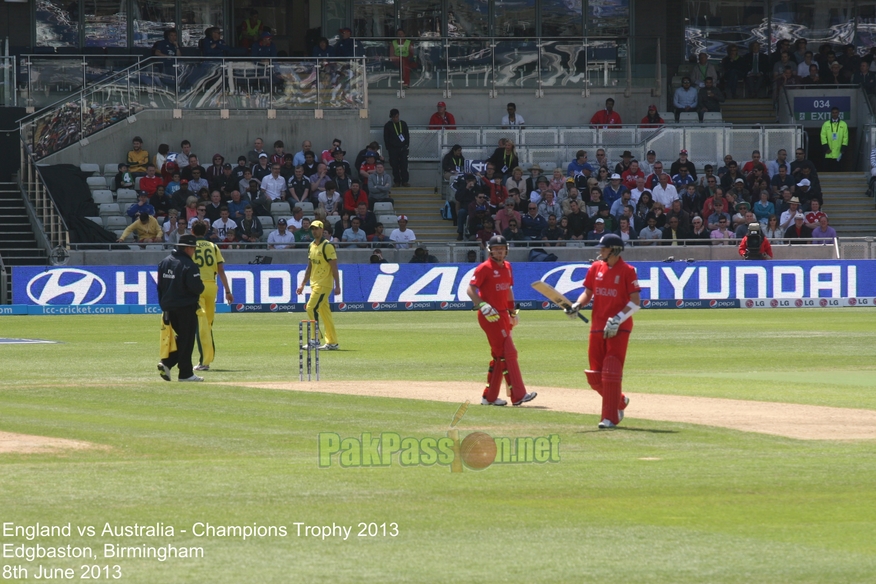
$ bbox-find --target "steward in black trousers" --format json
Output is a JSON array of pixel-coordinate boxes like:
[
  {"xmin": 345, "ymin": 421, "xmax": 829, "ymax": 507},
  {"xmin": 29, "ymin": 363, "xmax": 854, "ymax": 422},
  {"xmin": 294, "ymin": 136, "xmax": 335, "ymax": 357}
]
[{"xmin": 157, "ymin": 234, "xmax": 204, "ymax": 381}]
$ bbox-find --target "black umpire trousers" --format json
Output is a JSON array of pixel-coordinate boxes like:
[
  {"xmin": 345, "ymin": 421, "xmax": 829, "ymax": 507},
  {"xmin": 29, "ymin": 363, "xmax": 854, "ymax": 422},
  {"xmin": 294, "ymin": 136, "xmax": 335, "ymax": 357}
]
[
  {"xmin": 162, "ymin": 304, "xmax": 198, "ymax": 379},
  {"xmin": 388, "ymin": 147, "xmax": 409, "ymax": 185}
]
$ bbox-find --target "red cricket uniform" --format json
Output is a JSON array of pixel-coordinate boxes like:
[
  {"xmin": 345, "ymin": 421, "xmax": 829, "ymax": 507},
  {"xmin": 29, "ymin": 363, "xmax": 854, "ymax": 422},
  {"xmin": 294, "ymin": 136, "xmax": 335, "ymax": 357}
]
[
  {"xmin": 470, "ymin": 258, "xmax": 527, "ymax": 403},
  {"xmin": 583, "ymin": 257, "xmax": 640, "ymax": 424}
]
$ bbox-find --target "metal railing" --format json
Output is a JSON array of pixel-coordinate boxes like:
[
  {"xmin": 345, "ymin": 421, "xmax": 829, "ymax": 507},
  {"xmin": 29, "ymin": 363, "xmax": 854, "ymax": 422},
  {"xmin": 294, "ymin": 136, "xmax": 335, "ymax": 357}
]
[
  {"xmin": 0, "ymin": 254, "xmax": 7, "ymax": 305},
  {"xmin": 369, "ymin": 123, "xmax": 805, "ymax": 167},
  {"xmin": 18, "ymin": 55, "xmax": 368, "ymax": 160},
  {"xmin": 18, "ymin": 135, "xmax": 69, "ymax": 252},
  {"xmin": 0, "ymin": 55, "xmax": 15, "ymax": 107}
]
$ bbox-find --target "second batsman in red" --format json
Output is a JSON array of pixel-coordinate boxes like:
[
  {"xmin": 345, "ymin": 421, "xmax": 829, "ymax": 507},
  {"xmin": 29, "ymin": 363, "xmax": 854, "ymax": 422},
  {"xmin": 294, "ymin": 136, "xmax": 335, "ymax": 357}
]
[
  {"xmin": 467, "ymin": 235, "xmax": 537, "ymax": 407},
  {"xmin": 568, "ymin": 233, "xmax": 641, "ymax": 429}
]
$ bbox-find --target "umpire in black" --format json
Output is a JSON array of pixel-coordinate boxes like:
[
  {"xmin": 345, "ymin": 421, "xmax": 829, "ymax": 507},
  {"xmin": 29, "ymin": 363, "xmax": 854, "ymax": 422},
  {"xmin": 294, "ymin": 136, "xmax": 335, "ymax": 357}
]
[{"xmin": 157, "ymin": 234, "xmax": 205, "ymax": 381}]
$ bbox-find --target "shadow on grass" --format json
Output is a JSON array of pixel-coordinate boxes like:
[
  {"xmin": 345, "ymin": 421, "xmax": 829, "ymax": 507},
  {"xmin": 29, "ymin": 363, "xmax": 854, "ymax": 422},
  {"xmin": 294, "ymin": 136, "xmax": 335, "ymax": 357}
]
[{"xmin": 576, "ymin": 427, "xmax": 680, "ymax": 435}]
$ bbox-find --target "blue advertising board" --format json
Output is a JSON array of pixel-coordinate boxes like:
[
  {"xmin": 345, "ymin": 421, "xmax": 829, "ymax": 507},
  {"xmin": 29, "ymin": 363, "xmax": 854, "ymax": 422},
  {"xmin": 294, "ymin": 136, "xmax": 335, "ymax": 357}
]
[
  {"xmin": 8, "ymin": 261, "xmax": 876, "ymax": 314},
  {"xmin": 793, "ymin": 95, "xmax": 851, "ymax": 122}
]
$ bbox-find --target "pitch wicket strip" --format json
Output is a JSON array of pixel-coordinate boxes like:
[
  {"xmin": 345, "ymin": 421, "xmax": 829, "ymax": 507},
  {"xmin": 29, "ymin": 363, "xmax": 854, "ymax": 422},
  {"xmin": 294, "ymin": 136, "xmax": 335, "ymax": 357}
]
[{"xmin": 298, "ymin": 320, "xmax": 320, "ymax": 381}]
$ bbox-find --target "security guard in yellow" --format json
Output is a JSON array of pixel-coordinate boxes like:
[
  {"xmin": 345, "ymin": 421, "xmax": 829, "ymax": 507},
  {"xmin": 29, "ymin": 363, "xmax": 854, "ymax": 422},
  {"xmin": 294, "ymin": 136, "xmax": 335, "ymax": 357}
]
[
  {"xmin": 191, "ymin": 221, "xmax": 234, "ymax": 370},
  {"xmin": 820, "ymin": 105, "xmax": 848, "ymax": 172},
  {"xmin": 296, "ymin": 220, "xmax": 341, "ymax": 350}
]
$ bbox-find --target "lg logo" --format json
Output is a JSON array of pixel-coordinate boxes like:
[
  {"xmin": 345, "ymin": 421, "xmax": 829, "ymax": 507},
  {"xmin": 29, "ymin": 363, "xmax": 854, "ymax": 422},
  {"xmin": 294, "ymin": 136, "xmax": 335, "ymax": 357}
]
[{"xmin": 26, "ymin": 269, "xmax": 106, "ymax": 305}]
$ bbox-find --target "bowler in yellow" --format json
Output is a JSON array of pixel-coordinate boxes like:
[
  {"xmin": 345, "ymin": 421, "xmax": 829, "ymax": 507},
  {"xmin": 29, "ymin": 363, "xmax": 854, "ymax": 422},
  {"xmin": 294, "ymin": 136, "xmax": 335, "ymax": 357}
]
[
  {"xmin": 191, "ymin": 221, "xmax": 234, "ymax": 370},
  {"xmin": 820, "ymin": 106, "xmax": 848, "ymax": 172},
  {"xmin": 296, "ymin": 220, "xmax": 341, "ymax": 350}
]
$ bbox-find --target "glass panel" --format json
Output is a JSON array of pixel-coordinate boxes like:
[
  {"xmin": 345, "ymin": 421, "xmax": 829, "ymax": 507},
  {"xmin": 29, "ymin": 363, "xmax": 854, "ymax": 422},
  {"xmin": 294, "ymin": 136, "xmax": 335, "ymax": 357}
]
[
  {"xmin": 81, "ymin": 82, "xmax": 134, "ymax": 141},
  {"xmin": 494, "ymin": 0, "xmax": 535, "ymax": 37},
  {"xmin": 447, "ymin": 0, "xmax": 489, "ymax": 37},
  {"xmin": 0, "ymin": 57, "xmax": 14, "ymax": 107},
  {"xmin": 324, "ymin": 0, "xmax": 347, "ymax": 45},
  {"xmin": 685, "ymin": 0, "xmax": 766, "ymax": 60},
  {"xmin": 541, "ymin": 0, "xmax": 583, "ymax": 37},
  {"xmin": 354, "ymin": 0, "xmax": 395, "ymax": 38},
  {"xmin": 772, "ymin": 0, "xmax": 854, "ymax": 49},
  {"xmin": 857, "ymin": 2, "xmax": 876, "ymax": 49},
  {"xmin": 446, "ymin": 40, "xmax": 493, "ymax": 88},
  {"xmin": 133, "ymin": 0, "xmax": 175, "ymax": 49},
  {"xmin": 31, "ymin": 102, "xmax": 82, "ymax": 160},
  {"xmin": 36, "ymin": 0, "xmax": 80, "ymax": 48},
  {"xmin": 586, "ymin": 0, "xmax": 630, "ymax": 37},
  {"xmin": 28, "ymin": 58, "xmax": 85, "ymax": 109},
  {"xmin": 180, "ymin": 0, "xmax": 224, "ymax": 48},
  {"xmin": 133, "ymin": 59, "xmax": 178, "ymax": 105},
  {"xmin": 85, "ymin": 56, "xmax": 140, "ymax": 88},
  {"xmin": 412, "ymin": 37, "xmax": 445, "ymax": 88},
  {"xmin": 540, "ymin": 40, "xmax": 588, "ymax": 87},
  {"xmin": 316, "ymin": 59, "xmax": 367, "ymax": 108},
  {"xmin": 584, "ymin": 40, "xmax": 619, "ymax": 87},
  {"xmin": 272, "ymin": 60, "xmax": 318, "ymax": 108},
  {"xmin": 84, "ymin": 0, "xmax": 127, "ymax": 47},
  {"xmin": 494, "ymin": 40, "xmax": 538, "ymax": 87},
  {"xmin": 176, "ymin": 59, "xmax": 224, "ymax": 108},
  {"xmin": 399, "ymin": 0, "xmax": 442, "ymax": 36}
]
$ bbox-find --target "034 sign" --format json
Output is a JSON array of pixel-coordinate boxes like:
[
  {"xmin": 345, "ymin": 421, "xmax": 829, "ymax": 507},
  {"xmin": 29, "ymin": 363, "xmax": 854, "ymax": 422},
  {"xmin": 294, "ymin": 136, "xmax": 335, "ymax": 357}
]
[{"xmin": 793, "ymin": 96, "xmax": 851, "ymax": 122}]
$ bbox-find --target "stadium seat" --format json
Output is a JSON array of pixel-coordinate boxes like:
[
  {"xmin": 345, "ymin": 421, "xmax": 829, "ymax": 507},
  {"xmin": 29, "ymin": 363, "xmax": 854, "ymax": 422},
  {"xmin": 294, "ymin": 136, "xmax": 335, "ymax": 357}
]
[
  {"xmin": 134, "ymin": 177, "xmax": 142, "ymax": 190},
  {"xmin": 271, "ymin": 201, "xmax": 291, "ymax": 216},
  {"xmin": 87, "ymin": 176, "xmax": 108, "ymax": 191},
  {"xmin": 377, "ymin": 214, "xmax": 397, "ymax": 226},
  {"xmin": 373, "ymin": 202, "xmax": 394, "ymax": 214},
  {"xmin": 325, "ymin": 215, "xmax": 342, "ymax": 227},
  {"xmin": 80, "ymin": 163, "xmax": 100, "ymax": 175},
  {"xmin": 85, "ymin": 216, "xmax": 102, "ymax": 226},
  {"xmin": 104, "ymin": 216, "xmax": 128, "ymax": 230},
  {"xmin": 92, "ymin": 190, "xmax": 114, "ymax": 205},
  {"xmin": 260, "ymin": 216, "xmax": 275, "ymax": 231},
  {"xmin": 116, "ymin": 188, "xmax": 138, "ymax": 203},
  {"xmin": 297, "ymin": 201, "xmax": 314, "ymax": 214},
  {"xmin": 702, "ymin": 112, "xmax": 723, "ymax": 123},
  {"xmin": 678, "ymin": 112, "xmax": 699, "ymax": 123},
  {"xmin": 98, "ymin": 203, "xmax": 121, "ymax": 216},
  {"xmin": 103, "ymin": 163, "xmax": 119, "ymax": 177}
]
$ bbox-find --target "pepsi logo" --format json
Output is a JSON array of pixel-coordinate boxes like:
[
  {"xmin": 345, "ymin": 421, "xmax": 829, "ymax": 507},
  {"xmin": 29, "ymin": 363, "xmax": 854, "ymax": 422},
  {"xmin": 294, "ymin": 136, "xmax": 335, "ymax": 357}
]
[
  {"xmin": 819, "ymin": 298, "xmax": 828, "ymax": 307},
  {"xmin": 236, "ymin": 303, "xmax": 244, "ymax": 311},
  {"xmin": 795, "ymin": 299, "xmax": 803, "ymax": 307},
  {"xmin": 642, "ymin": 300, "xmax": 651, "ymax": 308},
  {"xmin": 270, "ymin": 303, "xmax": 278, "ymax": 311},
  {"xmin": 541, "ymin": 301, "xmax": 550, "ymax": 309},
  {"xmin": 405, "ymin": 302, "xmax": 414, "ymax": 310},
  {"xmin": 371, "ymin": 302, "xmax": 381, "ymax": 310},
  {"xmin": 770, "ymin": 299, "xmax": 779, "ymax": 307},
  {"xmin": 848, "ymin": 298, "xmax": 857, "ymax": 306},
  {"xmin": 338, "ymin": 302, "xmax": 347, "ymax": 311},
  {"xmin": 440, "ymin": 301, "xmax": 449, "ymax": 309},
  {"xmin": 675, "ymin": 300, "xmax": 684, "ymax": 308},
  {"xmin": 709, "ymin": 300, "xmax": 717, "ymax": 308},
  {"xmin": 745, "ymin": 300, "xmax": 754, "ymax": 308}
]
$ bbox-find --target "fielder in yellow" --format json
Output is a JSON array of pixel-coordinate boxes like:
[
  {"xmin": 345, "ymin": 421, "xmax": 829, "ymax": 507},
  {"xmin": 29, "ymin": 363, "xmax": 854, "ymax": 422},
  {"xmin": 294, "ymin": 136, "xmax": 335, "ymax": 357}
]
[
  {"xmin": 191, "ymin": 221, "xmax": 234, "ymax": 370},
  {"xmin": 296, "ymin": 220, "xmax": 341, "ymax": 350}
]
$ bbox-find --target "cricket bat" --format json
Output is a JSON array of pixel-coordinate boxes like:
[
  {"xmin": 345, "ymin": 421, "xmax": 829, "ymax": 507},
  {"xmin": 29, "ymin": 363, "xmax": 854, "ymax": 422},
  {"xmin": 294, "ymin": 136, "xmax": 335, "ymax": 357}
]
[
  {"xmin": 448, "ymin": 401, "xmax": 470, "ymax": 473},
  {"xmin": 531, "ymin": 281, "xmax": 589, "ymax": 323}
]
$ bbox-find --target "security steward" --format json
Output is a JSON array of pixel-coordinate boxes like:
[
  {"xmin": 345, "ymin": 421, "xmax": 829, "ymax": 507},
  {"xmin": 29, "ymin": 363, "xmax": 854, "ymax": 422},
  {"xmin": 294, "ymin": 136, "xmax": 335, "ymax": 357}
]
[{"xmin": 157, "ymin": 234, "xmax": 205, "ymax": 382}]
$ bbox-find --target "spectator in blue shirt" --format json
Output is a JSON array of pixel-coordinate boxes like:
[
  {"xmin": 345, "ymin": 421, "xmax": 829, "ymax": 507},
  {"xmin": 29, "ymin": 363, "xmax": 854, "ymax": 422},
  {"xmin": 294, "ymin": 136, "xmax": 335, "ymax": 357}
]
[
  {"xmin": 521, "ymin": 203, "xmax": 548, "ymax": 239},
  {"xmin": 127, "ymin": 192, "xmax": 156, "ymax": 218},
  {"xmin": 333, "ymin": 28, "xmax": 363, "ymax": 57},
  {"xmin": 673, "ymin": 77, "xmax": 698, "ymax": 121},
  {"xmin": 567, "ymin": 150, "xmax": 594, "ymax": 178},
  {"xmin": 672, "ymin": 166, "xmax": 696, "ymax": 191},
  {"xmin": 226, "ymin": 190, "xmax": 250, "ymax": 223},
  {"xmin": 312, "ymin": 37, "xmax": 332, "ymax": 58},
  {"xmin": 201, "ymin": 27, "xmax": 228, "ymax": 57},
  {"xmin": 602, "ymin": 173, "xmax": 628, "ymax": 206},
  {"xmin": 251, "ymin": 32, "xmax": 277, "ymax": 58}
]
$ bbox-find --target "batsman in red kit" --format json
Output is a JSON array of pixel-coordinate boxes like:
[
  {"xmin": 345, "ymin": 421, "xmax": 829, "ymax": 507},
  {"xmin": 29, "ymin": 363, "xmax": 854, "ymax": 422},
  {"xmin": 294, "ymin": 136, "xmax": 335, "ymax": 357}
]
[
  {"xmin": 567, "ymin": 233, "xmax": 641, "ymax": 428},
  {"xmin": 466, "ymin": 235, "xmax": 537, "ymax": 407}
]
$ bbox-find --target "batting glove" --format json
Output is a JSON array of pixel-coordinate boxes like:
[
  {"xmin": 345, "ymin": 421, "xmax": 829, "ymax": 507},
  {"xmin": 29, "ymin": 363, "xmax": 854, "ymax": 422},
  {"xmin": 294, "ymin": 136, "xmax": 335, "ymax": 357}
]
[
  {"xmin": 478, "ymin": 302, "xmax": 500, "ymax": 322},
  {"xmin": 603, "ymin": 316, "xmax": 621, "ymax": 338},
  {"xmin": 565, "ymin": 302, "xmax": 581, "ymax": 319}
]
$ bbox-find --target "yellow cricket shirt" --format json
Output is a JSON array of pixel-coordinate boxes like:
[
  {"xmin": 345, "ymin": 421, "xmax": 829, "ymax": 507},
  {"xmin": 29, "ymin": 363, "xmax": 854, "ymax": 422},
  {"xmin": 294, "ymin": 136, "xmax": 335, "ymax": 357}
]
[
  {"xmin": 308, "ymin": 239, "xmax": 337, "ymax": 292},
  {"xmin": 194, "ymin": 238, "xmax": 224, "ymax": 287}
]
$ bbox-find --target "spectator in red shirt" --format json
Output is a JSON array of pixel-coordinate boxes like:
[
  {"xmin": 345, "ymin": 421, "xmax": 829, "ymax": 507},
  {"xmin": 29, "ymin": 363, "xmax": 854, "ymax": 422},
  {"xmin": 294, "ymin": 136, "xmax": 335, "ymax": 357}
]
[
  {"xmin": 640, "ymin": 104, "xmax": 664, "ymax": 128},
  {"xmin": 342, "ymin": 180, "xmax": 368, "ymax": 214},
  {"xmin": 590, "ymin": 97, "xmax": 623, "ymax": 127},
  {"xmin": 139, "ymin": 164, "xmax": 164, "ymax": 196},
  {"xmin": 428, "ymin": 101, "xmax": 457, "ymax": 129}
]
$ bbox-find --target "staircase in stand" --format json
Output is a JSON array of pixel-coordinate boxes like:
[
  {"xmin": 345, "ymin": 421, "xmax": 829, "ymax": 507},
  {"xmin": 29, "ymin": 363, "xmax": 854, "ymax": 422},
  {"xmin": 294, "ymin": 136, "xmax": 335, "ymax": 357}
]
[
  {"xmin": 0, "ymin": 182, "xmax": 47, "ymax": 303},
  {"xmin": 391, "ymin": 186, "xmax": 458, "ymax": 241},
  {"xmin": 721, "ymin": 98, "xmax": 777, "ymax": 125},
  {"xmin": 817, "ymin": 173, "xmax": 876, "ymax": 238}
]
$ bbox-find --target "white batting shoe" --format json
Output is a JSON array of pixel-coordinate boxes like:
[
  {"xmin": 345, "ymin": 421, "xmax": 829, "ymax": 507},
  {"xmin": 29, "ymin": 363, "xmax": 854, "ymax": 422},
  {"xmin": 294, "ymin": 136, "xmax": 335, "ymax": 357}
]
[
  {"xmin": 194, "ymin": 364, "xmax": 210, "ymax": 371},
  {"xmin": 512, "ymin": 392, "xmax": 537, "ymax": 406},
  {"xmin": 481, "ymin": 397, "xmax": 507, "ymax": 406},
  {"xmin": 619, "ymin": 396, "xmax": 630, "ymax": 422},
  {"xmin": 598, "ymin": 419, "xmax": 617, "ymax": 429},
  {"xmin": 319, "ymin": 343, "xmax": 339, "ymax": 350},
  {"xmin": 179, "ymin": 375, "xmax": 204, "ymax": 382}
]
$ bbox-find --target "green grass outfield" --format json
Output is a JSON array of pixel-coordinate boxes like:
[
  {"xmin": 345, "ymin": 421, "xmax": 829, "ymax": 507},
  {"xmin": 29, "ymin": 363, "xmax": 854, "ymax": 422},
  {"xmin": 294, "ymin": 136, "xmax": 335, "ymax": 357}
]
[{"xmin": 1, "ymin": 309, "xmax": 876, "ymax": 583}]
